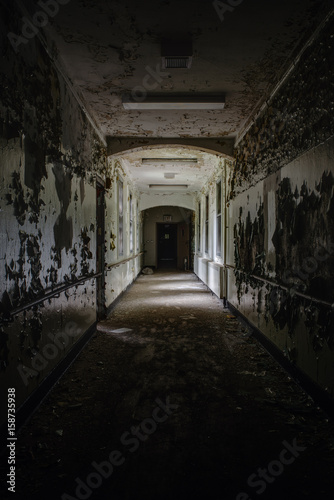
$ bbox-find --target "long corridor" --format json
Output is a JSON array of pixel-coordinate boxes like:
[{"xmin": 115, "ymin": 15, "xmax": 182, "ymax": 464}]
[{"xmin": 9, "ymin": 271, "xmax": 334, "ymax": 500}]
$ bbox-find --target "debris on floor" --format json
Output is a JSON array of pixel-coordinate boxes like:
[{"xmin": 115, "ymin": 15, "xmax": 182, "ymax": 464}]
[
  {"xmin": 142, "ymin": 267, "xmax": 154, "ymax": 274},
  {"xmin": 7, "ymin": 271, "xmax": 334, "ymax": 500}
]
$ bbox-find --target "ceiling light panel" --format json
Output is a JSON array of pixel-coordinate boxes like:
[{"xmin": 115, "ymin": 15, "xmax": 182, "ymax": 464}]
[
  {"xmin": 122, "ymin": 95, "xmax": 225, "ymax": 110},
  {"xmin": 149, "ymin": 184, "xmax": 188, "ymax": 190},
  {"xmin": 141, "ymin": 158, "xmax": 198, "ymax": 165}
]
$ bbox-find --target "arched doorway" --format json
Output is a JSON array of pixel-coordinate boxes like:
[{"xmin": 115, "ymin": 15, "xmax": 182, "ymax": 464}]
[{"xmin": 142, "ymin": 206, "xmax": 194, "ymax": 270}]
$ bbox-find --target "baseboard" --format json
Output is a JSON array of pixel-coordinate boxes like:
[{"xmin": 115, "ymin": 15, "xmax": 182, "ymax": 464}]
[
  {"xmin": 0, "ymin": 321, "xmax": 97, "ymax": 453},
  {"xmin": 227, "ymin": 301, "xmax": 334, "ymax": 420}
]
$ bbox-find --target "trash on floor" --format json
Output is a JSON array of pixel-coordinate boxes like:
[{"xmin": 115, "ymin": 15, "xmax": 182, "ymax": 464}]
[{"xmin": 142, "ymin": 267, "xmax": 154, "ymax": 275}]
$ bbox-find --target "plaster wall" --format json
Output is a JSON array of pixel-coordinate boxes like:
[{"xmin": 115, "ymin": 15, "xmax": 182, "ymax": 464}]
[
  {"xmin": 104, "ymin": 158, "xmax": 143, "ymax": 309},
  {"xmin": 139, "ymin": 191, "xmax": 196, "ymax": 212},
  {"xmin": 105, "ymin": 167, "xmax": 143, "ymax": 308},
  {"xmin": 194, "ymin": 17, "xmax": 334, "ymax": 397},
  {"xmin": 0, "ymin": 8, "xmax": 106, "ymax": 428},
  {"xmin": 194, "ymin": 161, "xmax": 229, "ymax": 298},
  {"xmin": 228, "ymin": 137, "xmax": 334, "ymax": 396},
  {"xmin": 225, "ymin": 12, "xmax": 334, "ymax": 395}
]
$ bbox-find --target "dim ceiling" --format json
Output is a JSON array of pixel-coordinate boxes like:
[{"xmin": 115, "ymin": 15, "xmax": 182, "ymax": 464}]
[{"xmin": 30, "ymin": 0, "xmax": 332, "ymax": 146}]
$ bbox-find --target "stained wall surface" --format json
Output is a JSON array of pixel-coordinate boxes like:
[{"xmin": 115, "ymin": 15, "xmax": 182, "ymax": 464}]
[
  {"xmin": 103, "ymin": 158, "xmax": 143, "ymax": 309},
  {"xmin": 225, "ymin": 19, "xmax": 334, "ymax": 397},
  {"xmin": 227, "ymin": 138, "xmax": 334, "ymax": 396},
  {"xmin": 0, "ymin": 5, "xmax": 108, "ymax": 429}
]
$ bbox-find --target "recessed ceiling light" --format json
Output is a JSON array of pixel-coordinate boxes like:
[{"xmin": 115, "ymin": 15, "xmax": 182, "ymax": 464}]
[{"xmin": 122, "ymin": 94, "xmax": 225, "ymax": 110}]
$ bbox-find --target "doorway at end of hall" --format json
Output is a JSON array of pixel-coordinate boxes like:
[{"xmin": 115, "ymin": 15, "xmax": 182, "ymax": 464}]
[{"xmin": 157, "ymin": 223, "xmax": 177, "ymax": 269}]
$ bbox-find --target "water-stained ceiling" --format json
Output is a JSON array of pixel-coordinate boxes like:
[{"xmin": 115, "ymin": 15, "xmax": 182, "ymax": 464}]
[
  {"xmin": 12, "ymin": 0, "xmax": 333, "ymax": 195},
  {"xmin": 35, "ymin": 0, "xmax": 332, "ymax": 144}
]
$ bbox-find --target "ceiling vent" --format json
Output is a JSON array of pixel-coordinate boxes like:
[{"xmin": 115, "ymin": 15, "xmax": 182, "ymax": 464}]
[
  {"xmin": 163, "ymin": 57, "xmax": 191, "ymax": 69},
  {"xmin": 161, "ymin": 40, "xmax": 193, "ymax": 69}
]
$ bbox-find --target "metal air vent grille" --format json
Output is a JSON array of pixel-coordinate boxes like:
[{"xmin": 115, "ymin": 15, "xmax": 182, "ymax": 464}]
[{"xmin": 162, "ymin": 56, "xmax": 192, "ymax": 69}]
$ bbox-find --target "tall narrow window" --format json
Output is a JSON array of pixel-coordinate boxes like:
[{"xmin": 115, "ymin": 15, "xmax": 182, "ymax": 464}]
[
  {"xmin": 216, "ymin": 181, "xmax": 222, "ymax": 256},
  {"xmin": 136, "ymin": 201, "xmax": 140, "ymax": 252},
  {"xmin": 129, "ymin": 193, "xmax": 133, "ymax": 254},
  {"xmin": 118, "ymin": 179, "xmax": 123, "ymax": 256},
  {"xmin": 197, "ymin": 202, "xmax": 201, "ymax": 252},
  {"xmin": 205, "ymin": 194, "xmax": 209, "ymax": 254}
]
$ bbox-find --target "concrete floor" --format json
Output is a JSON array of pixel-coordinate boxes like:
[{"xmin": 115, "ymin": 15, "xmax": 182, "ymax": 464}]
[{"xmin": 5, "ymin": 271, "xmax": 334, "ymax": 500}]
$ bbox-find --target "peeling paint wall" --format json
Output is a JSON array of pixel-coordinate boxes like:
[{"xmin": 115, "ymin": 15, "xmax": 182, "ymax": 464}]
[
  {"xmin": 227, "ymin": 17, "xmax": 334, "ymax": 398},
  {"xmin": 104, "ymin": 158, "xmax": 143, "ymax": 309},
  {"xmin": 0, "ymin": 3, "xmax": 107, "ymax": 428},
  {"xmin": 230, "ymin": 15, "xmax": 334, "ymax": 199}
]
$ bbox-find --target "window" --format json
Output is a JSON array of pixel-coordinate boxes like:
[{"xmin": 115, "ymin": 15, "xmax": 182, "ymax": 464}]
[
  {"xmin": 118, "ymin": 179, "xmax": 123, "ymax": 256},
  {"xmin": 136, "ymin": 201, "xmax": 140, "ymax": 252},
  {"xmin": 197, "ymin": 202, "xmax": 201, "ymax": 252},
  {"xmin": 129, "ymin": 193, "xmax": 133, "ymax": 254},
  {"xmin": 205, "ymin": 194, "xmax": 209, "ymax": 254},
  {"xmin": 216, "ymin": 181, "xmax": 222, "ymax": 256}
]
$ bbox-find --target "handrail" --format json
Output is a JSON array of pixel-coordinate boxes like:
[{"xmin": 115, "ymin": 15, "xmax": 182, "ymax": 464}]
[
  {"xmin": 2, "ymin": 252, "xmax": 145, "ymax": 323},
  {"xmin": 106, "ymin": 251, "xmax": 144, "ymax": 270},
  {"xmin": 2, "ymin": 272, "xmax": 103, "ymax": 322},
  {"xmin": 224, "ymin": 264, "xmax": 334, "ymax": 308}
]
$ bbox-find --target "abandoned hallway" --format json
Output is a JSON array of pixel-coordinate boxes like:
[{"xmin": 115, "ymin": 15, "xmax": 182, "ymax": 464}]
[
  {"xmin": 6, "ymin": 270, "xmax": 334, "ymax": 500},
  {"xmin": 1, "ymin": 0, "xmax": 334, "ymax": 498}
]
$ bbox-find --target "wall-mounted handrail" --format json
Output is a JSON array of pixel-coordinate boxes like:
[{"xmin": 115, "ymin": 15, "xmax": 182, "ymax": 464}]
[
  {"xmin": 224, "ymin": 264, "xmax": 334, "ymax": 308},
  {"xmin": 106, "ymin": 251, "xmax": 144, "ymax": 271},
  {"xmin": 2, "ymin": 272, "xmax": 103, "ymax": 322},
  {"xmin": 1, "ymin": 252, "xmax": 145, "ymax": 323}
]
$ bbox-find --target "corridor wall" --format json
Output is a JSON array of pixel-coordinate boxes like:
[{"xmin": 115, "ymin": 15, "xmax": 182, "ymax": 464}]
[
  {"xmin": 0, "ymin": 4, "xmax": 107, "ymax": 430},
  {"xmin": 103, "ymin": 158, "xmax": 143, "ymax": 310},
  {"xmin": 196, "ymin": 16, "xmax": 334, "ymax": 399}
]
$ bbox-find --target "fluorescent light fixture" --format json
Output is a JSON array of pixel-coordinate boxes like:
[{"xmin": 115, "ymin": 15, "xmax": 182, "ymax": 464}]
[
  {"xmin": 122, "ymin": 94, "xmax": 225, "ymax": 110},
  {"xmin": 149, "ymin": 184, "xmax": 188, "ymax": 190},
  {"xmin": 142, "ymin": 158, "xmax": 198, "ymax": 165}
]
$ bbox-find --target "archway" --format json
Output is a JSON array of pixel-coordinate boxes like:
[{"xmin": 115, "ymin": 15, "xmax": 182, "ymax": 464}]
[{"xmin": 142, "ymin": 205, "xmax": 195, "ymax": 270}]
